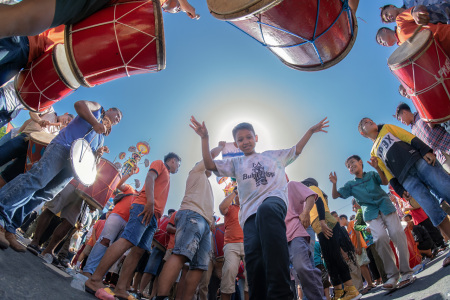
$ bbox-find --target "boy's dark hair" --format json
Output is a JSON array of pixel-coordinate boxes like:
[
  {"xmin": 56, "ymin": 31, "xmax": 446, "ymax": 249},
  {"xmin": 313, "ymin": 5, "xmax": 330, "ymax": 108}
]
[
  {"xmin": 68, "ymin": 114, "xmax": 75, "ymax": 119},
  {"xmin": 395, "ymin": 102, "xmax": 411, "ymax": 120},
  {"xmin": 350, "ymin": 215, "xmax": 355, "ymax": 221},
  {"xmin": 352, "ymin": 198, "xmax": 357, "ymax": 206},
  {"xmin": 111, "ymin": 107, "xmax": 123, "ymax": 120},
  {"xmin": 375, "ymin": 27, "xmax": 393, "ymax": 45},
  {"xmin": 232, "ymin": 122, "xmax": 256, "ymax": 140},
  {"xmin": 339, "ymin": 214, "xmax": 348, "ymax": 220},
  {"xmin": 301, "ymin": 178, "xmax": 319, "ymax": 187},
  {"xmin": 164, "ymin": 152, "xmax": 181, "ymax": 163},
  {"xmin": 358, "ymin": 118, "xmax": 370, "ymax": 133},
  {"xmin": 380, "ymin": 5, "xmax": 395, "ymax": 23},
  {"xmin": 403, "ymin": 214, "xmax": 412, "ymax": 220},
  {"xmin": 168, "ymin": 209, "xmax": 176, "ymax": 215},
  {"xmin": 345, "ymin": 155, "xmax": 363, "ymax": 168},
  {"xmin": 330, "ymin": 211, "xmax": 338, "ymax": 216}
]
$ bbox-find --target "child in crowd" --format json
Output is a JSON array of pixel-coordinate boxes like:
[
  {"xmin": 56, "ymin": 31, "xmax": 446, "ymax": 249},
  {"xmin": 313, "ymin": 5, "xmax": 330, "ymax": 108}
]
[
  {"xmin": 358, "ymin": 117, "xmax": 450, "ymax": 268},
  {"xmin": 403, "ymin": 215, "xmax": 435, "ymax": 259},
  {"xmin": 190, "ymin": 116, "xmax": 328, "ymax": 300},
  {"xmin": 330, "ymin": 154, "xmax": 415, "ymax": 290}
]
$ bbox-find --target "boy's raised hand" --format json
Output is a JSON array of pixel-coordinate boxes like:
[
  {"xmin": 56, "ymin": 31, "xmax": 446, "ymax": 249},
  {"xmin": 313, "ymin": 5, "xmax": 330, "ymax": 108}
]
[
  {"xmin": 367, "ymin": 157, "xmax": 379, "ymax": 169},
  {"xmin": 218, "ymin": 141, "xmax": 226, "ymax": 148},
  {"xmin": 190, "ymin": 116, "xmax": 208, "ymax": 138},
  {"xmin": 423, "ymin": 152, "xmax": 436, "ymax": 166},
  {"xmin": 310, "ymin": 117, "xmax": 329, "ymax": 133},
  {"xmin": 329, "ymin": 172, "xmax": 337, "ymax": 184}
]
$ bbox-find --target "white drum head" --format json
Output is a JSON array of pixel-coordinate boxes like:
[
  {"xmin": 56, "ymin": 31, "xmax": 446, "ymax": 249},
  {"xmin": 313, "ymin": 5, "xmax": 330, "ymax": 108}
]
[
  {"xmin": 53, "ymin": 43, "xmax": 81, "ymax": 90},
  {"xmin": 70, "ymin": 138, "xmax": 97, "ymax": 186}
]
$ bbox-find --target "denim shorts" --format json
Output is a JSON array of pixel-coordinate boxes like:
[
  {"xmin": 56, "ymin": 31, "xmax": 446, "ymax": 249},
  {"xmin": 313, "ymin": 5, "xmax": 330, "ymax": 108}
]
[
  {"xmin": 120, "ymin": 204, "xmax": 157, "ymax": 251},
  {"xmin": 144, "ymin": 246, "xmax": 165, "ymax": 275},
  {"xmin": 172, "ymin": 209, "xmax": 211, "ymax": 270}
]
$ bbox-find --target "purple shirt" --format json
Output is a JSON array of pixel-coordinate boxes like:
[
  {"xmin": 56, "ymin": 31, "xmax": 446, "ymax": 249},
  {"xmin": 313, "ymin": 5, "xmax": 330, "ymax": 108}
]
[
  {"xmin": 410, "ymin": 112, "xmax": 450, "ymax": 165},
  {"xmin": 285, "ymin": 181, "xmax": 317, "ymax": 242}
]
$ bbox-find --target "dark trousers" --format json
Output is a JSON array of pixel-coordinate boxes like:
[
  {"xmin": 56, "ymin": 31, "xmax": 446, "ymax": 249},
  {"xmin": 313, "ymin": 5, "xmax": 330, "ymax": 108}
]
[
  {"xmin": 419, "ymin": 218, "xmax": 445, "ymax": 248},
  {"xmin": 318, "ymin": 224, "xmax": 351, "ymax": 286},
  {"xmin": 366, "ymin": 244, "xmax": 380, "ymax": 280},
  {"xmin": 243, "ymin": 197, "xmax": 293, "ymax": 300},
  {"xmin": 20, "ymin": 211, "xmax": 37, "ymax": 232}
]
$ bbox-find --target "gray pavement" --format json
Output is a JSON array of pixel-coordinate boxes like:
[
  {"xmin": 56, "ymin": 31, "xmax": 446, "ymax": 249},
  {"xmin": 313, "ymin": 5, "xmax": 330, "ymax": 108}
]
[{"xmin": 0, "ymin": 238, "xmax": 449, "ymax": 299}]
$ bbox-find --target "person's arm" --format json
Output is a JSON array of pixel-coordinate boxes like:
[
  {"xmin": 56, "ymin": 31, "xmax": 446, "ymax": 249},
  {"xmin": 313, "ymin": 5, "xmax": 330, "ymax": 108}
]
[
  {"xmin": 355, "ymin": 226, "xmax": 362, "ymax": 255},
  {"xmin": 190, "ymin": 116, "xmax": 217, "ymax": 171},
  {"xmin": 411, "ymin": 5, "xmax": 430, "ymax": 25},
  {"xmin": 367, "ymin": 157, "xmax": 389, "ymax": 185},
  {"xmin": 328, "ymin": 172, "xmax": 342, "ymax": 199},
  {"xmin": 29, "ymin": 111, "xmax": 50, "ymax": 128},
  {"xmin": 219, "ymin": 190, "xmax": 236, "ymax": 216},
  {"xmin": 17, "ymin": 119, "xmax": 32, "ymax": 132},
  {"xmin": 315, "ymin": 197, "xmax": 333, "ymax": 239},
  {"xmin": 295, "ymin": 117, "xmax": 329, "ymax": 155},
  {"xmin": 211, "ymin": 141, "xmax": 226, "ymax": 159},
  {"xmin": 299, "ymin": 194, "xmax": 316, "ymax": 229},
  {"xmin": 73, "ymin": 100, "xmax": 106, "ymax": 134},
  {"xmin": 117, "ymin": 167, "xmax": 138, "ymax": 191},
  {"xmin": 166, "ymin": 223, "xmax": 176, "ymax": 234},
  {"xmin": 389, "ymin": 178, "xmax": 407, "ymax": 199},
  {"xmin": 137, "ymin": 170, "xmax": 157, "ymax": 225}
]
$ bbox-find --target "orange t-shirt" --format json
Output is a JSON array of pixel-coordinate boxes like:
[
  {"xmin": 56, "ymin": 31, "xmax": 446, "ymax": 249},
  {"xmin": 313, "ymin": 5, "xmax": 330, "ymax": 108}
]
[
  {"xmin": 396, "ymin": 9, "xmax": 450, "ymax": 57},
  {"xmin": 224, "ymin": 205, "xmax": 244, "ymax": 245},
  {"xmin": 112, "ymin": 184, "xmax": 136, "ymax": 222},
  {"xmin": 347, "ymin": 220, "xmax": 367, "ymax": 249},
  {"xmin": 27, "ymin": 25, "xmax": 65, "ymax": 63},
  {"xmin": 167, "ymin": 211, "xmax": 177, "ymax": 250},
  {"xmin": 86, "ymin": 219, "xmax": 106, "ymax": 247},
  {"xmin": 133, "ymin": 160, "xmax": 171, "ymax": 219}
]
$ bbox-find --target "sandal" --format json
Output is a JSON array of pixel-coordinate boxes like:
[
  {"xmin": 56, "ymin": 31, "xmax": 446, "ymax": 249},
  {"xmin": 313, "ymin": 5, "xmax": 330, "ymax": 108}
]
[
  {"xmin": 95, "ymin": 288, "xmax": 116, "ymax": 300},
  {"xmin": 360, "ymin": 284, "xmax": 376, "ymax": 295},
  {"xmin": 397, "ymin": 275, "xmax": 416, "ymax": 289}
]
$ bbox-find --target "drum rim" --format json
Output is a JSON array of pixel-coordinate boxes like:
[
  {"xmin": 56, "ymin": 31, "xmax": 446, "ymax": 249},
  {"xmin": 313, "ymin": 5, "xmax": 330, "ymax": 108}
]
[
  {"xmin": 388, "ymin": 32, "xmax": 433, "ymax": 71},
  {"xmin": 70, "ymin": 138, "xmax": 97, "ymax": 187},
  {"xmin": 64, "ymin": 27, "xmax": 93, "ymax": 88},
  {"xmin": 279, "ymin": 10, "xmax": 358, "ymax": 72},
  {"xmin": 74, "ymin": 189, "xmax": 103, "ymax": 210},
  {"xmin": 153, "ymin": 0, "xmax": 166, "ymax": 71},
  {"xmin": 207, "ymin": 0, "xmax": 283, "ymax": 21},
  {"xmin": 52, "ymin": 43, "xmax": 81, "ymax": 90}
]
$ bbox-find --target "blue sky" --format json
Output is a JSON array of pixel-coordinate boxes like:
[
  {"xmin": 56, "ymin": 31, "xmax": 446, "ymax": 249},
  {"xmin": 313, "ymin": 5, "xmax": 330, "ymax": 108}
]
[{"xmin": 13, "ymin": 0, "xmax": 408, "ymax": 219}]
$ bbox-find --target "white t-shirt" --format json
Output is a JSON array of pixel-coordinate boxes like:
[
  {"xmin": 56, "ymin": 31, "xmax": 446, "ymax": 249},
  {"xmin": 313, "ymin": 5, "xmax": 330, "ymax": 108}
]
[{"xmin": 214, "ymin": 146, "xmax": 298, "ymax": 227}]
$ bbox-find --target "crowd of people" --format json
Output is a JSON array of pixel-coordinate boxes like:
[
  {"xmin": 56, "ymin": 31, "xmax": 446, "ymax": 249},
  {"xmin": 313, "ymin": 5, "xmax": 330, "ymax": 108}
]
[{"xmin": 1, "ymin": 0, "xmax": 450, "ymax": 300}]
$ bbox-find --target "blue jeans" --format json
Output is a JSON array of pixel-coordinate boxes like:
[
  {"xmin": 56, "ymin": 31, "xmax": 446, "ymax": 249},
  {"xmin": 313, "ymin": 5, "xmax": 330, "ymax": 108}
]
[
  {"xmin": 243, "ymin": 197, "xmax": 293, "ymax": 300},
  {"xmin": 172, "ymin": 209, "xmax": 211, "ymax": 270},
  {"xmin": 0, "ymin": 142, "xmax": 73, "ymax": 233},
  {"xmin": 0, "ymin": 133, "xmax": 27, "ymax": 182},
  {"xmin": 83, "ymin": 212, "xmax": 127, "ymax": 274},
  {"xmin": 402, "ymin": 159, "xmax": 450, "ymax": 226},
  {"xmin": 0, "ymin": 36, "xmax": 29, "ymax": 86},
  {"xmin": 288, "ymin": 237, "xmax": 326, "ymax": 300},
  {"xmin": 120, "ymin": 204, "xmax": 157, "ymax": 251},
  {"xmin": 144, "ymin": 246, "xmax": 165, "ymax": 275}
]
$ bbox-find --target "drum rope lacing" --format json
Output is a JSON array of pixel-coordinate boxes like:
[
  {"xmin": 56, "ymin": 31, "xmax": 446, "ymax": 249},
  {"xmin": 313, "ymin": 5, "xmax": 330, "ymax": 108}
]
[
  {"xmin": 69, "ymin": 0, "xmax": 159, "ymax": 80},
  {"xmin": 226, "ymin": 0, "xmax": 354, "ymax": 65},
  {"xmin": 391, "ymin": 41, "xmax": 450, "ymax": 97}
]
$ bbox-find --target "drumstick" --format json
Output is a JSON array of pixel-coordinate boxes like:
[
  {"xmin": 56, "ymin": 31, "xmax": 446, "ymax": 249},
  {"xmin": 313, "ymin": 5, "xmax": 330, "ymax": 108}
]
[{"xmin": 407, "ymin": 25, "xmax": 423, "ymax": 44}]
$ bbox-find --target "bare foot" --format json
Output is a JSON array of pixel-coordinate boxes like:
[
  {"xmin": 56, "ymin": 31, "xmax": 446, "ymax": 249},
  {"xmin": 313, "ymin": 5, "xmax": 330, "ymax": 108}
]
[{"xmin": 85, "ymin": 278, "xmax": 106, "ymax": 292}]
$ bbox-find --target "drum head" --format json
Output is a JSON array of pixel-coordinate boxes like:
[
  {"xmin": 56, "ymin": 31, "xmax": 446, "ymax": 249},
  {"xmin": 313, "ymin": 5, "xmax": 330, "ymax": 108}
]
[
  {"xmin": 53, "ymin": 43, "xmax": 81, "ymax": 90},
  {"xmin": 207, "ymin": 0, "xmax": 281, "ymax": 20},
  {"xmin": 29, "ymin": 132, "xmax": 55, "ymax": 145},
  {"xmin": 70, "ymin": 138, "xmax": 97, "ymax": 186},
  {"xmin": 388, "ymin": 30, "xmax": 432, "ymax": 67}
]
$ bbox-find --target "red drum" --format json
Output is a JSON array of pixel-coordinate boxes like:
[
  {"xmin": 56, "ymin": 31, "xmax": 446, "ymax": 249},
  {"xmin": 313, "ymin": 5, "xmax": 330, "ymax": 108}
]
[
  {"xmin": 213, "ymin": 223, "xmax": 225, "ymax": 260},
  {"xmin": 65, "ymin": 0, "xmax": 165, "ymax": 87},
  {"xmin": 25, "ymin": 132, "xmax": 55, "ymax": 171},
  {"xmin": 153, "ymin": 215, "xmax": 170, "ymax": 251},
  {"xmin": 75, "ymin": 158, "xmax": 122, "ymax": 210},
  {"xmin": 15, "ymin": 44, "xmax": 80, "ymax": 112},
  {"xmin": 389, "ymin": 30, "xmax": 450, "ymax": 123},
  {"xmin": 207, "ymin": 0, "xmax": 357, "ymax": 71}
]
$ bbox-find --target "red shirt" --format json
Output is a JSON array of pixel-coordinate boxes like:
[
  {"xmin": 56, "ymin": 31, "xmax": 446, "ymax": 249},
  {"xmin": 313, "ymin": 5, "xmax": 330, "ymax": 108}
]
[
  {"xmin": 224, "ymin": 205, "xmax": 244, "ymax": 245},
  {"xmin": 86, "ymin": 219, "xmax": 106, "ymax": 247},
  {"xmin": 410, "ymin": 207, "xmax": 429, "ymax": 225},
  {"xmin": 167, "ymin": 211, "xmax": 177, "ymax": 250},
  {"xmin": 112, "ymin": 184, "xmax": 136, "ymax": 222},
  {"xmin": 133, "ymin": 160, "xmax": 171, "ymax": 219},
  {"xmin": 153, "ymin": 215, "xmax": 171, "ymax": 249}
]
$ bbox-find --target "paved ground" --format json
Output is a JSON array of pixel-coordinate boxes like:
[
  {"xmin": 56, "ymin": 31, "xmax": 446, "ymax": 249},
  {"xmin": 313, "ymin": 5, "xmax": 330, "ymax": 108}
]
[{"xmin": 0, "ymin": 236, "xmax": 449, "ymax": 300}]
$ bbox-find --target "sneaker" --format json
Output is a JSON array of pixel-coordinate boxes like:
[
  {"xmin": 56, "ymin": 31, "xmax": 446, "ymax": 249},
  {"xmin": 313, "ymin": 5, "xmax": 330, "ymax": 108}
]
[
  {"xmin": 332, "ymin": 288, "xmax": 344, "ymax": 300},
  {"xmin": 5, "ymin": 232, "xmax": 26, "ymax": 252},
  {"xmin": 0, "ymin": 226, "xmax": 10, "ymax": 249},
  {"xmin": 339, "ymin": 286, "xmax": 361, "ymax": 300}
]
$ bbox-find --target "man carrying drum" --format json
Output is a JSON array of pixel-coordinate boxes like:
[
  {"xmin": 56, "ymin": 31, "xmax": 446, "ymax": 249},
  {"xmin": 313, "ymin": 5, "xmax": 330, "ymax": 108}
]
[
  {"xmin": 0, "ymin": 0, "xmax": 197, "ymax": 39},
  {"xmin": 0, "ymin": 107, "xmax": 74, "ymax": 189},
  {"xmin": 0, "ymin": 100, "xmax": 121, "ymax": 251}
]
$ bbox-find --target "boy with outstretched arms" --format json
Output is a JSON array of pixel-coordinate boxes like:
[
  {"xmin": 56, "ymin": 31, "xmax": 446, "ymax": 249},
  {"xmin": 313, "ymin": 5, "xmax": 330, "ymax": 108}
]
[
  {"xmin": 358, "ymin": 118, "xmax": 450, "ymax": 268},
  {"xmin": 330, "ymin": 154, "xmax": 414, "ymax": 290},
  {"xmin": 189, "ymin": 116, "xmax": 328, "ymax": 300}
]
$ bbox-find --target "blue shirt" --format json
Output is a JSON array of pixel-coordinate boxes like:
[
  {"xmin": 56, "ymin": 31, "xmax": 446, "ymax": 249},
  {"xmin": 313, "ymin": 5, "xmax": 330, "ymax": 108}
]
[
  {"xmin": 338, "ymin": 171, "xmax": 396, "ymax": 222},
  {"xmin": 52, "ymin": 107, "xmax": 104, "ymax": 151}
]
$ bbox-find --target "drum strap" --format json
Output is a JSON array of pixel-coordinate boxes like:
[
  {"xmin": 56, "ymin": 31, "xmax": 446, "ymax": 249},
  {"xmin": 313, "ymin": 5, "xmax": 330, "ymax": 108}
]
[{"xmin": 113, "ymin": 193, "xmax": 137, "ymax": 205}]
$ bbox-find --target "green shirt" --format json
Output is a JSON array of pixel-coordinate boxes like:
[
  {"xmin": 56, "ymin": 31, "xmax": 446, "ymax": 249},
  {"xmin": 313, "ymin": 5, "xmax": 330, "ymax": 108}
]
[{"xmin": 338, "ymin": 171, "xmax": 396, "ymax": 222}]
